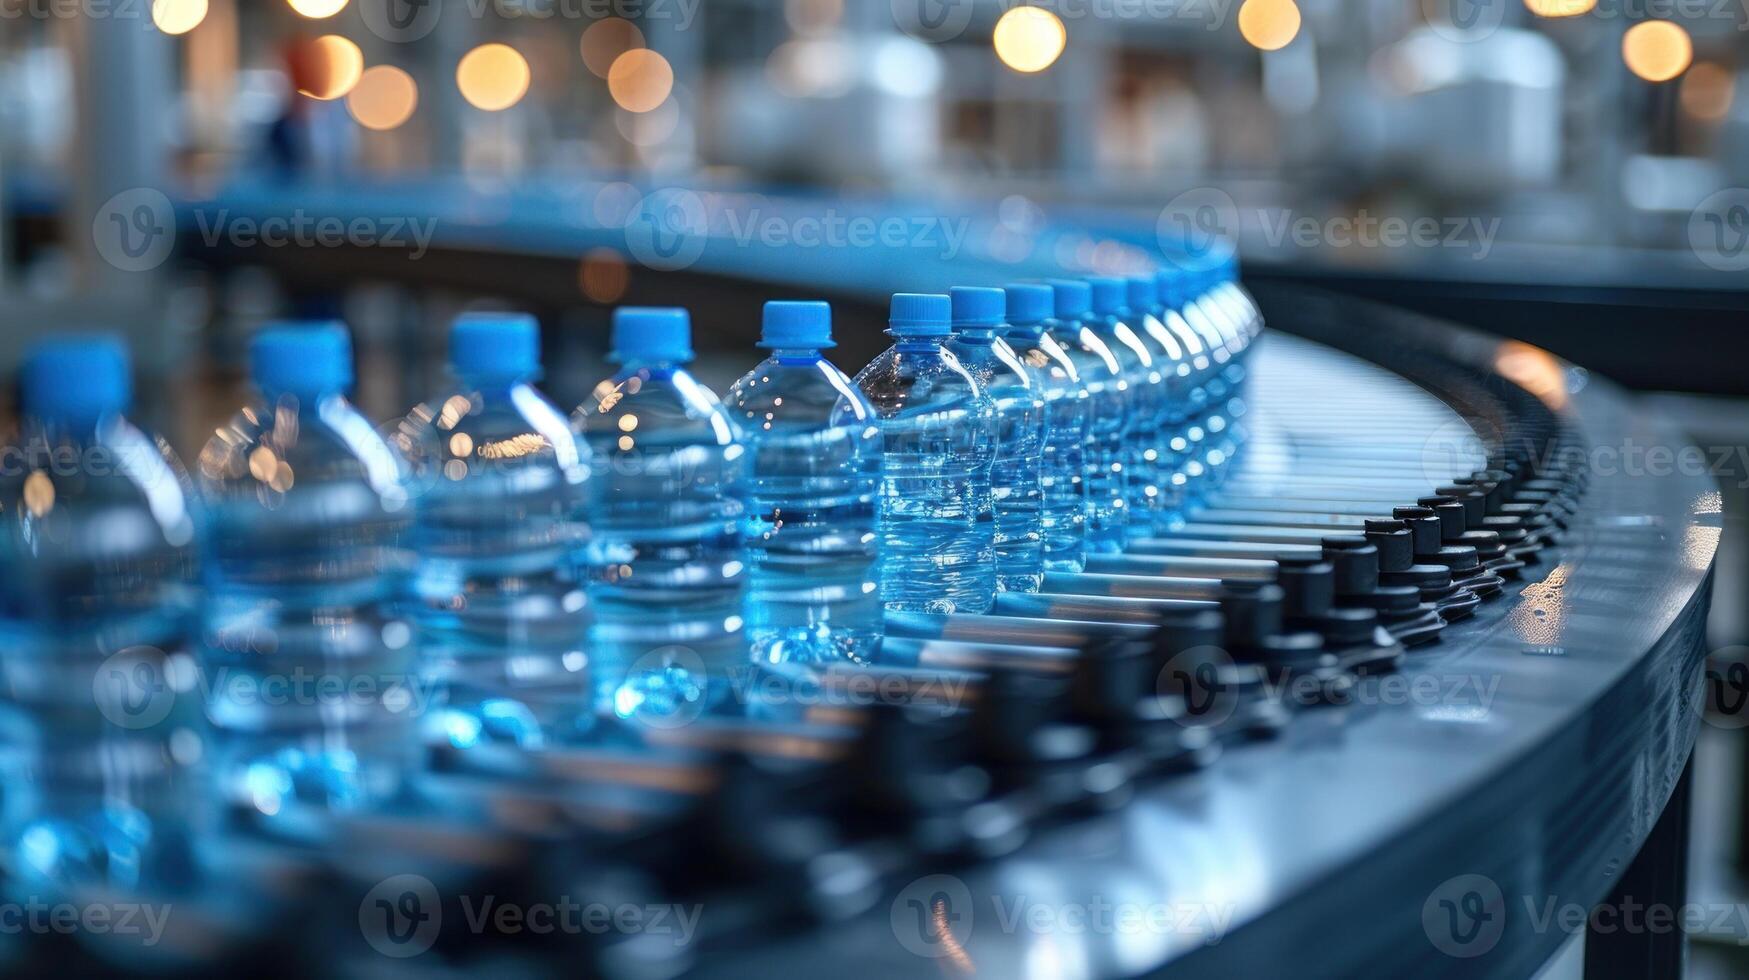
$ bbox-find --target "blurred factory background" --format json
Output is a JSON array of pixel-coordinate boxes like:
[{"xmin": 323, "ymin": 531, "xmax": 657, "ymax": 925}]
[{"xmin": 1, "ymin": 0, "xmax": 1748, "ymax": 973}]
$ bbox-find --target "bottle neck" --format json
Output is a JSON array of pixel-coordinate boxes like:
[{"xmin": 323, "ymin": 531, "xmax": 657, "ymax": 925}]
[
  {"xmin": 892, "ymin": 335, "xmax": 949, "ymax": 353},
  {"xmin": 768, "ymin": 348, "xmax": 824, "ymax": 365},
  {"xmin": 1004, "ymin": 320, "xmax": 1047, "ymax": 341},
  {"xmin": 617, "ymin": 357, "xmax": 686, "ymax": 373},
  {"xmin": 951, "ymin": 325, "xmax": 1000, "ymax": 346}
]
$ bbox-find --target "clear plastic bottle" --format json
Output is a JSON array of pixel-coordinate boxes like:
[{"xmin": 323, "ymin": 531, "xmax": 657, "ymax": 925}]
[
  {"xmin": 573, "ymin": 308, "xmax": 747, "ymax": 723},
  {"xmin": 1002, "ymin": 282, "xmax": 1090, "ymax": 572},
  {"xmin": 397, "ymin": 313, "xmax": 593, "ymax": 752},
  {"xmin": 0, "ymin": 336, "xmax": 206, "ymax": 890},
  {"xmin": 1046, "ymin": 280, "xmax": 1130, "ymax": 553},
  {"xmin": 725, "ymin": 301, "xmax": 882, "ymax": 665},
  {"xmin": 196, "ymin": 323, "xmax": 416, "ymax": 836},
  {"xmin": 854, "ymin": 293, "xmax": 996, "ymax": 614},
  {"xmin": 1157, "ymin": 266, "xmax": 1221, "ymax": 508},
  {"xmin": 1124, "ymin": 275, "xmax": 1194, "ymax": 529},
  {"xmin": 948, "ymin": 286, "xmax": 1045, "ymax": 593},
  {"xmin": 1086, "ymin": 276, "xmax": 1167, "ymax": 540}
]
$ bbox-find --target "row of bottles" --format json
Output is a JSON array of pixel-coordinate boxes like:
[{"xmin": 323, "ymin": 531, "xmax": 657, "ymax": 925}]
[{"xmin": 0, "ymin": 260, "xmax": 1258, "ymax": 902}]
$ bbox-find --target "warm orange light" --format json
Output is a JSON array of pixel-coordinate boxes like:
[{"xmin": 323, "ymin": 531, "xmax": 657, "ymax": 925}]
[
  {"xmin": 1238, "ymin": 0, "xmax": 1301, "ymax": 51},
  {"xmin": 1681, "ymin": 61, "xmax": 1735, "ymax": 120},
  {"xmin": 457, "ymin": 43, "xmax": 531, "ymax": 111},
  {"xmin": 580, "ymin": 248, "xmax": 631, "ymax": 303},
  {"xmin": 348, "ymin": 65, "xmax": 418, "ymax": 130},
  {"xmin": 607, "ymin": 49, "xmax": 674, "ymax": 113},
  {"xmin": 992, "ymin": 7, "xmax": 1066, "ymax": 74},
  {"xmin": 1623, "ymin": 21, "xmax": 1692, "ymax": 83},
  {"xmin": 298, "ymin": 35, "xmax": 364, "ymax": 101},
  {"xmin": 152, "ymin": 0, "xmax": 207, "ymax": 34},
  {"xmin": 581, "ymin": 18, "xmax": 645, "ymax": 79},
  {"xmin": 1523, "ymin": 0, "xmax": 1595, "ymax": 16},
  {"xmin": 287, "ymin": 0, "xmax": 348, "ymax": 18}
]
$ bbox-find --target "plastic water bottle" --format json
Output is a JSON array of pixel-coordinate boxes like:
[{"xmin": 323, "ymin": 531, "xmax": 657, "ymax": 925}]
[
  {"xmin": 1002, "ymin": 282, "xmax": 1090, "ymax": 572},
  {"xmin": 1157, "ymin": 267, "xmax": 1221, "ymax": 506},
  {"xmin": 398, "ymin": 313, "xmax": 593, "ymax": 752},
  {"xmin": 724, "ymin": 301, "xmax": 882, "ymax": 665},
  {"xmin": 1125, "ymin": 275, "xmax": 1194, "ymax": 527},
  {"xmin": 1165, "ymin": 262, "xmax": 1245, "ymax": 499},
  {"xmin": 1086, "ymin": 276, "xmax": 1168, "ymax": 538},
  {"xmin": 573, "ymin": 308, "xmax": 747, "ymax": 723},
  {"xmin": 0, "ymin": 336, "xmax": 206, "ymax": 890},
  {"xmin": 1046, "ymin": 280, "xmax": 1130, "ymax": 553},
  {"xmin": 853, "ymin": 293, "xmax": 996, "ymax": 614},
  {"xmin": 948, "ymin": 286, "xmax": 1045, "ymax": 593},
  {"xmin": 196, "ymin": 323, "xmax": 416, "ymax": 834}
]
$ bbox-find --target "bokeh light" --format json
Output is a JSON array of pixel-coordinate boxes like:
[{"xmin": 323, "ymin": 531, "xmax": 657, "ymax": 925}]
[
  {"xmin": 347, "ymin": 65, "xmax": 418, "ymax": 131},
  {"xmin": 785, "ymin": 0, "xmax": 844, "ymax": 35},
  {"xmin": 297, "ymin": 35, "xmax": 364, "ymax": 101},
  {"xmin": 581, "ymin": 18, "xmax": 645, "ymax": 79},
  {"xmin": 767, "ymin": 38, "xmax": 856, "ymax": 98},
  {"xmin": 457, "ymin": 43, "xmax": 532, "ymax": 111},
  {"xmin": 287, "ymin": 0, "xmax": 348, "ymax": 18},
  {"xmin": 152, "ymin": 0, "xmax": 207, "ymax": 34},
  {"xmin": 608, "ymin": 49, "xmax": 675, "ymax": 113},
  {"xmin": 1523, "ymin": 0, "xmax": 1595, "ymax": 15},
  {"xmin": 1681, "ymin": 62, "xmax": 1735, "ymax": 120},
  {"xmin": 1238, "ymin": 0, "xmax": 1301, "ymax": 51},
  {"xmin": 580, "ymin": 248, "xmax": 631, "ymax": 303},
  {"xmin": 992, "ymin": 7, "xmax": 1066, "ymax": 74},
  {"xmin": 1622, "ymin": 21, "xmax": 1693, "ymax": 83}
]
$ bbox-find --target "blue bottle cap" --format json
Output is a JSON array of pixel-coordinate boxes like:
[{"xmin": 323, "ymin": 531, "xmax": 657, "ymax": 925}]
[
  {"xmin": 888, "ymin": 293, "xmax": 952, "ymax": 338},
  {"xmin": 1004, "ymin": 283, "xmax": 1054, "ymax": 325},
  {"xmin": 1126, "ymin": 276, "xmax": 1159, "ymax": 311},
  {"xmin": 759, "ymin": 301, "xmax": 834, "ymax": 349},
  {"xmin": 251, "ymin": 322, "xmax": 354, "ymax": 401},
  {"xmin": 451, "ymin": 312, "xmax": 540, "ymax": 384},
  {"xmin": 949, "ymin": 287, "xmax": 1006, "ymax": 331},
  {"xmin": 1088, "ymin": 276, "xmax": 1129, "ymax": 316},
  {"xmin": 21, "ymin": 334, "xmax": 131, "ymax": 426},
  {"xmin": 1048, "ymin": 279, "xmax": 1092, "ymax": 319},
  {"xmin": 611, "ymin": 307, "xmax": 694, "ymax": 364},
  {"xmin": 1156, "ymin": 267, "xmax": 1186, "ymax": 308}
]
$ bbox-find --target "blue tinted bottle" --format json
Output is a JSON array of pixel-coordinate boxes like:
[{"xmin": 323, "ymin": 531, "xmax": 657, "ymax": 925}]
[
  {"xmin": 0, "ymin": 337, "xmax": 206, "ymax": 890},
  {"xmin": 1046, "ymin": 280, "xmax": 1129, "ymax": 553},
  {"xmin": 725, "ymin": 301, "xmax": 882, "ymax": 665},
  {"xmin": 573, "ymin": 308, "xmax": 747, "ymax": 723},
  {"xmin": 398, "ymin": 313, "xmax": 593, "ymax": 752},
  {"xmin": 948, "ymin": 286, "xmax": 1045, "ymax": 593},
  {"xmin": 198, "ymin": 323, "xmax": 416, "ymax": 835},
  {"xmin": 854, "ymin": 293, "xmax": 996, "ymax": 614},
  {"xmin": 1003, "ymin": 282, "xmax": 1090, "ymax": 572}
]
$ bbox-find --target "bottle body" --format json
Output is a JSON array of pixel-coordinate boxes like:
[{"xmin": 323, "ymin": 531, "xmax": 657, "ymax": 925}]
[
  {"xmin": 0, "ymin": 419, "xmax": 206, "ymax": 890},
  {"xmin": 197, "ymin": 395, "xmax": 417, "ymax": 831},
  {"xmin": 947, "ymin": 334, "xmax": 1045, "ymax": 592},
  {"xmin": 725, "ymin": 352, "xmax": 883, "ymax": 664},
  {"xmin": 397, "ymin": 382, "xmax": 592, "ymax": 750},
  {"xmin": 1003, "ymin": 324, "xmax": 1089, "ymax": 572},
  {"xmin": 854, "ymin": 342, "xmax": 997, "ymax": 614},
  {"xmin": 574, "ymin": 363, "xmax": 747, "ymax": 720},
  {"xmin": 1055, "ymin": 320, "xmax": 1132, "ymax": 553}
]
